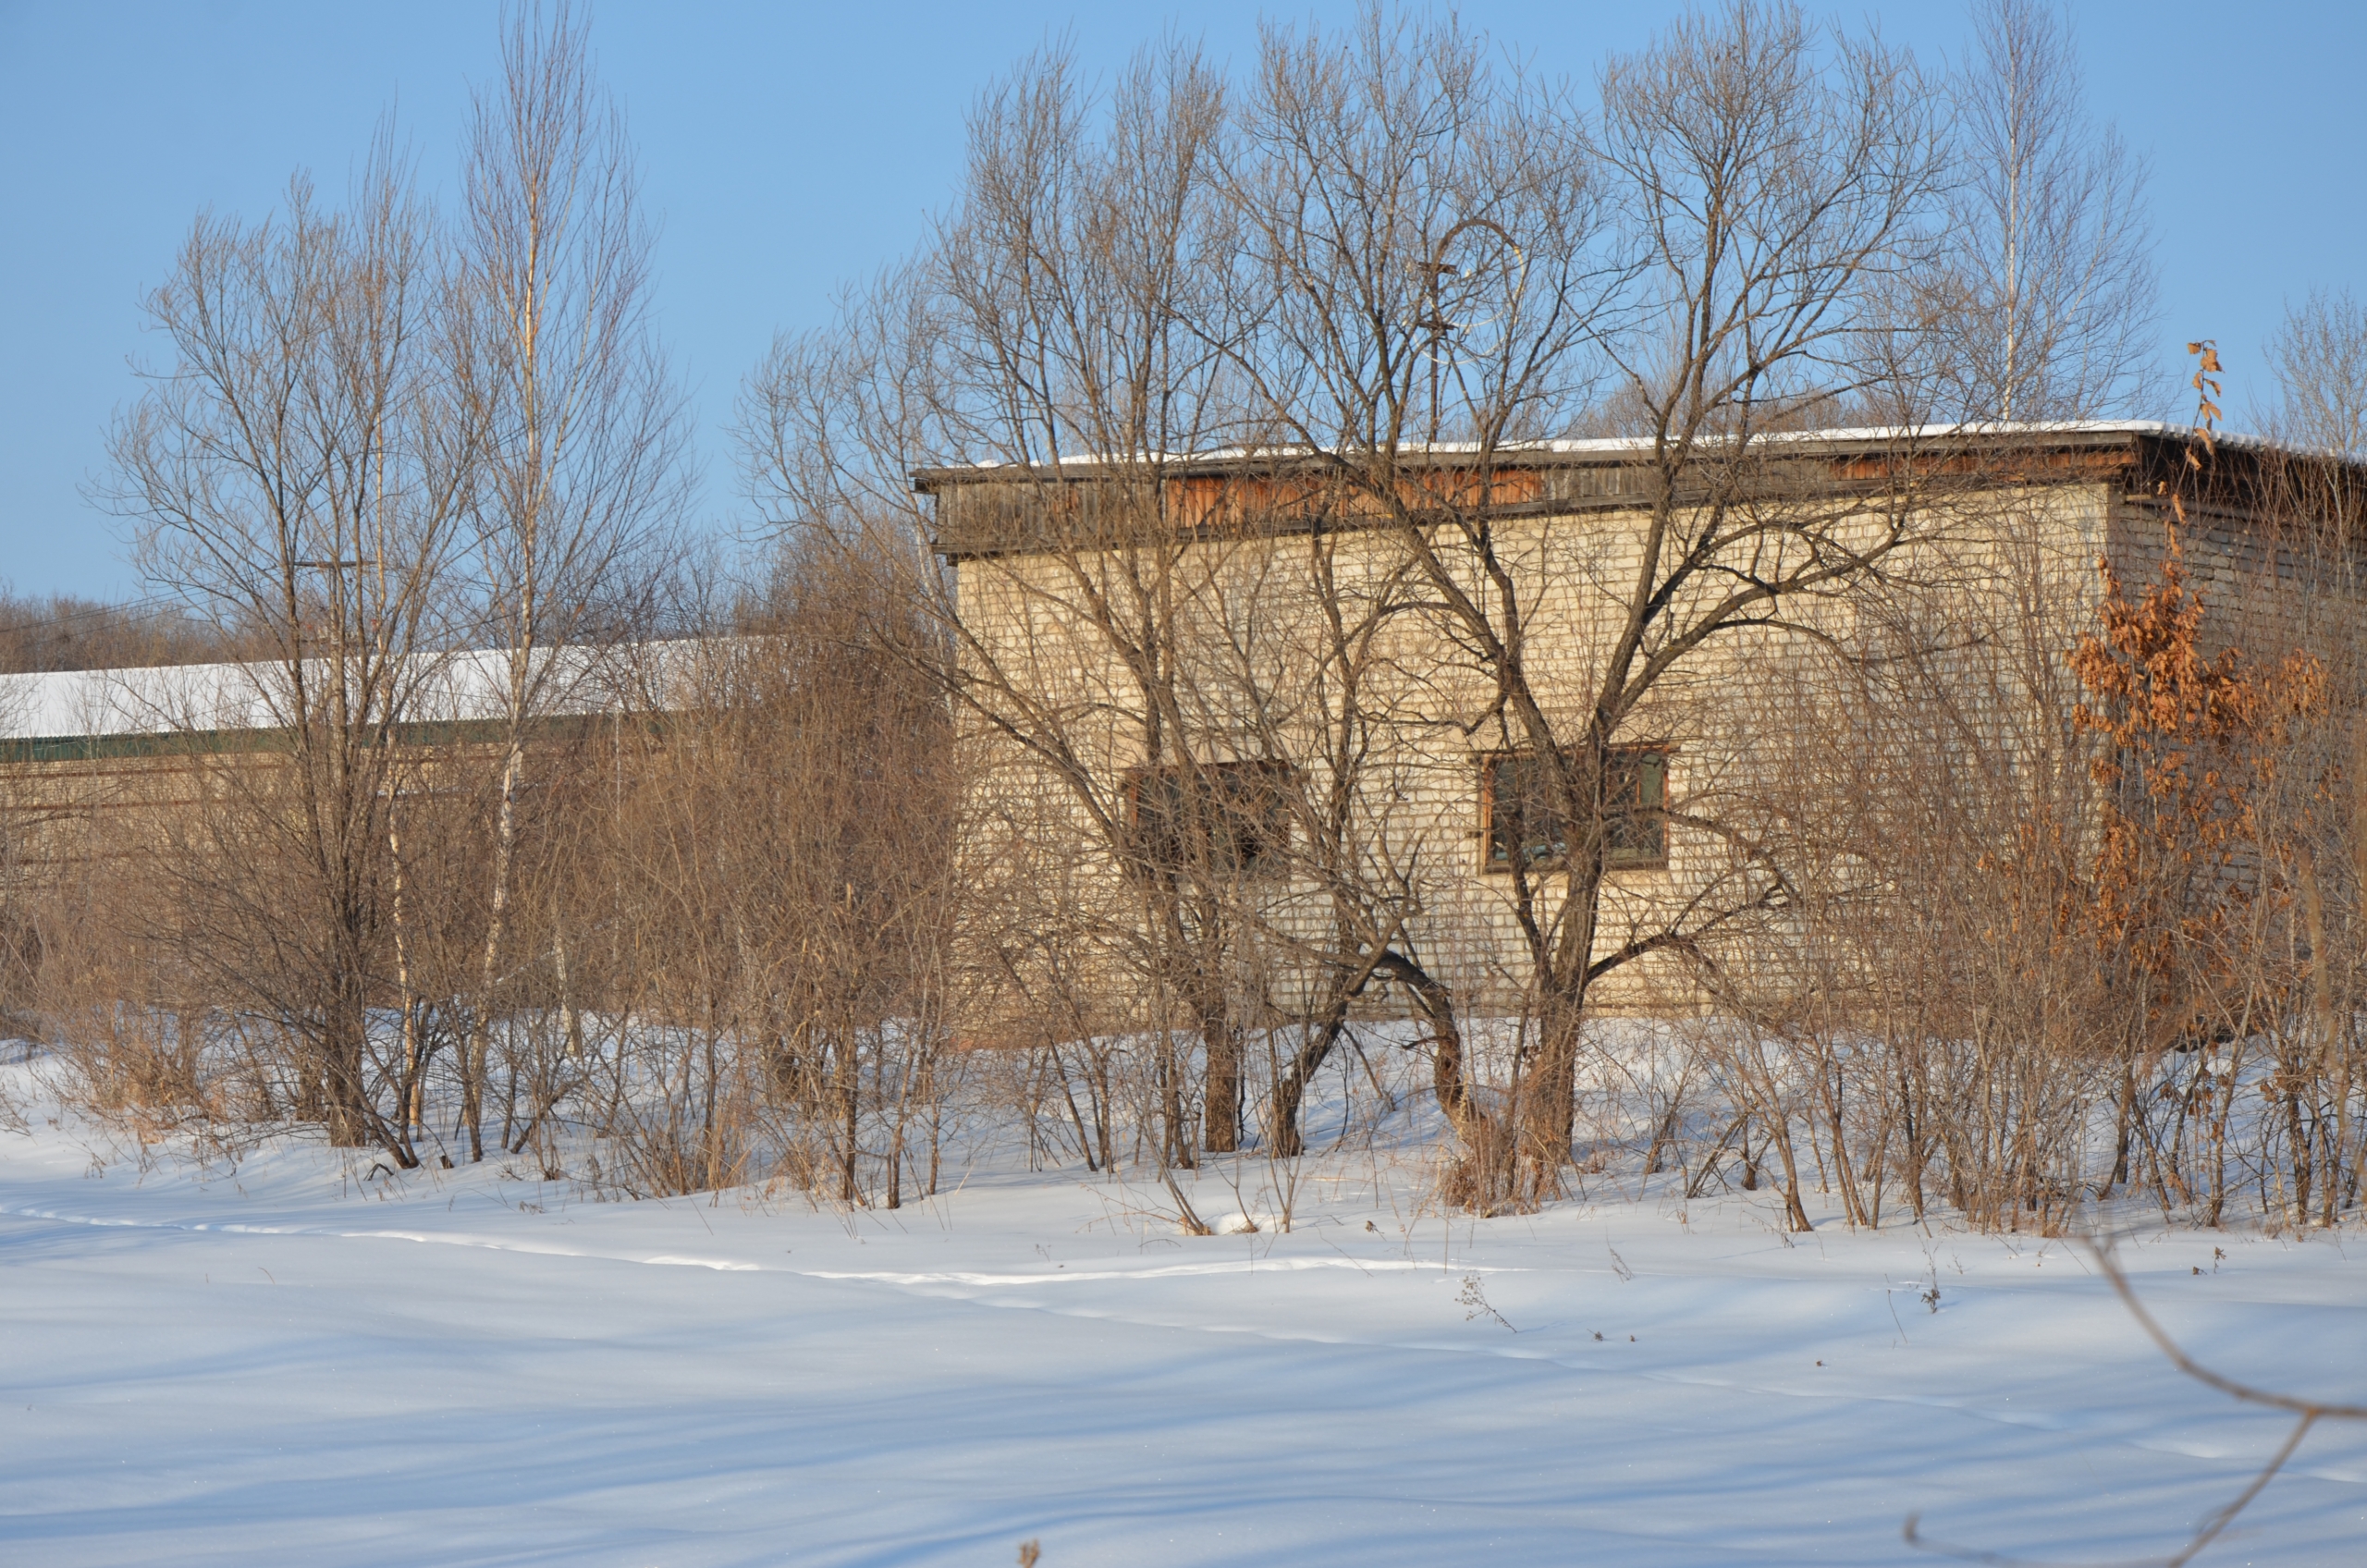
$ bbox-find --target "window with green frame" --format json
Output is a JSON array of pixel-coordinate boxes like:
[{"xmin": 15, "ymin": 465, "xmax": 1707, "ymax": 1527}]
[{"xmin": 1482, "ymin": 746, "xmax": 1668, "ymax": 871}]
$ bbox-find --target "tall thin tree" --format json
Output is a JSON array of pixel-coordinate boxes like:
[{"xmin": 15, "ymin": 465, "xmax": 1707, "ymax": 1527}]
[
  {"xmin": 449, "ymin": 1, "xmax": 686, "ymax": 1159},
  {"xmin": 1927, "ymin": 0, "xmax": 2159, "ymax": 422}
]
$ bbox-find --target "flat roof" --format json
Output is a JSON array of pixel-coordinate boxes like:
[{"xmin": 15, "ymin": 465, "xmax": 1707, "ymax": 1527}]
[
  {"xmin": 909, "ymin": 421, "xmax": 2331, "ymax": 490},
  {"xmin": 0, "ymin": 640, "xmax": 707, "ymax": 747}
]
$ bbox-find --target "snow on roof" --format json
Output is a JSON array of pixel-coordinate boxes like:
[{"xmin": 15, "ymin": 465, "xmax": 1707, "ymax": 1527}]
[
  {"xmin": 0, "ymin": 641, "xmax": 706, "ymax": 744},
  {"xmin": 914, "ymin": 422, "xmax": 2322, "ymax": 483},
  {"xmin": 923, "ymin": 422, "xmax": 2177, "ymax": 475}
]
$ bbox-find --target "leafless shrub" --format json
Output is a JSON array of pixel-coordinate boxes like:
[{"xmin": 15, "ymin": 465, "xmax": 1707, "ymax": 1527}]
[{"xmin": 580, "ymin": 545, "xmax": 962, "ymax": 1205}]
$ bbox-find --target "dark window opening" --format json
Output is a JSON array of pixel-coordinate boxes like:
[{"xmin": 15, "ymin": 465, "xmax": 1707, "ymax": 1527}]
[
  {"xmin": 1482, "ymin": 745, "xmax": 1667, "ymax": 872},
  {"xmin": 1122, "ymin": 759, "xmax": 1294, "ymax": 878}
]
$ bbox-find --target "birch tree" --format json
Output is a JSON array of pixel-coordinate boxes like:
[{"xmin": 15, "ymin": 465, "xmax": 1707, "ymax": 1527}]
[
  {"xmin": 1924, "ymin": 0, "xmax": 2159, "ymax": 422},
  {"xmin": 448, "ymin": 1, "xmax": 686, "ymax": 1159}
]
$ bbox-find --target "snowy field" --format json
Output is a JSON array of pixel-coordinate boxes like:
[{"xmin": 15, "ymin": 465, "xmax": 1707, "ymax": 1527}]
[{"xmin": 1, "ymin": 1060, "xmax": 2361, "ymax": 1567}]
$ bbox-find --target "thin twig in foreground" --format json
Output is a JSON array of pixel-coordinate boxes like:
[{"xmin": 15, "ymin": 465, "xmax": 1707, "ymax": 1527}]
[{"xmin": 1906, "ymin": 1235, "xmax": 2366, "ymax": 1568}]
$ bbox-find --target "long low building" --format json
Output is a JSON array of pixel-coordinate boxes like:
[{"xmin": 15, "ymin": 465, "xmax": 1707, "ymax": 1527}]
[
  {"xmin": 0, "ymin": 642, "xmax": 706, "ymax": 870},
  {"xmin": 0, "ymin": 643, "xmax": 706, "ymax": 760}
]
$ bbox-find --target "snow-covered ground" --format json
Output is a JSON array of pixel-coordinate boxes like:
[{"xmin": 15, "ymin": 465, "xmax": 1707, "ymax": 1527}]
[{"xmin": 1, "ymin": 1061, "xmax": 2361, "ymax": 1566}]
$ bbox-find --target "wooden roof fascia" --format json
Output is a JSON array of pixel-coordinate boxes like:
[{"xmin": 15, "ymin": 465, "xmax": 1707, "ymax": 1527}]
[{"xmin": 926, "ymin": 432, "xmax": 2166, "ymax": 563}]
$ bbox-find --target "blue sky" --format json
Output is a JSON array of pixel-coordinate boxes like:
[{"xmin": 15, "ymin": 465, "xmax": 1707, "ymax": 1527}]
[{"xmin": 3, "ymin": 0, "xmax": 2361, "ymax": 598}]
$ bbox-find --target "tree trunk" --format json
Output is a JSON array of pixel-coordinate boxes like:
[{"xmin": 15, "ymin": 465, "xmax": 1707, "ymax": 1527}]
[
  {"xmin": 1767, "ymin": 1113, "xmax": 1816, "ymax": 1233},
  {"xmin": 2108, "ymin": 1054, "xmax": 2139, "ymax": 1191},
  {"xmin": 1201, "ymin": 1007, "xmax": 1243, "ymax": 1155},
  {"xmin": 462, "ymin": 740, "xmax": 525, "ymax": 1163},
  {"xmin": 322, "ymin": 974, "xmax": 373, "ymax": 1148},
  {"xmin": 1271, "ymin": 1013, "xmax": 1349, "ymax": 1160}
]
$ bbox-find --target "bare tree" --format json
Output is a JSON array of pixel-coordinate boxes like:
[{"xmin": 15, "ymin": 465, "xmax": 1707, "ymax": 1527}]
[
  {"xmin": 2267, "ymin": 288, "xmax": 2367, "ymax": 459},
  {"xmin": 447, "ymin": 0, "xmax": 687, "ymax": 1160},
  {"xmin": 2252, "ymin": 307, "xmax": 2367, "ymax": 1230},
  {"xmin": 1922, "ymin": 0, "xmax": 2160, "ymax": 422},
  {"xmin": 103, "ymin": 147, "xmax": 468, "ymax": 1154},
  {"xmin": 31, "ymin": 0, "xmax": 2366, "ymax": 1250},
  {"xmin": 744, "ymin": 40, "xmax": 1272, "ymax": 1168},
  {"xmin": 1199, "ymin": 2, "xmax": 1947, "ymax": 1206}
]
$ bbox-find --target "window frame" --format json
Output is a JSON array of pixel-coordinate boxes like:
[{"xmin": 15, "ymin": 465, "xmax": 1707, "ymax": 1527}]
[
  {"xmin": 1120, "ymin": 757, "xmax": 1295, "ymax": 881},
  {"xmin": 1478, "ymin": 743, "xmax": 1670, "ymax": 874}
]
